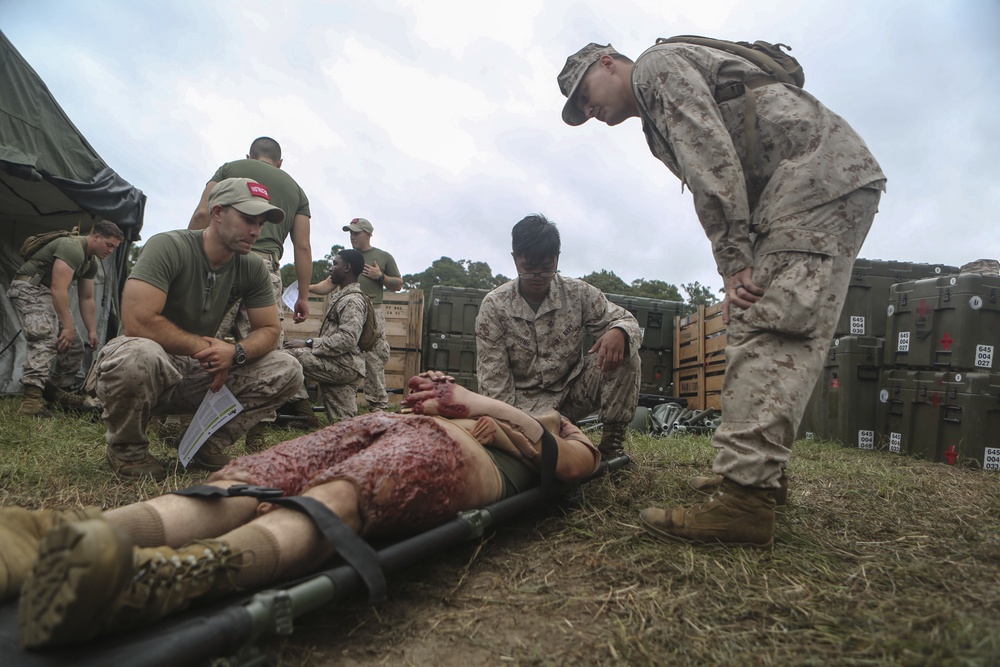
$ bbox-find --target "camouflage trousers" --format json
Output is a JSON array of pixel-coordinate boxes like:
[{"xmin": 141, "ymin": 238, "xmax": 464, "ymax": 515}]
[
  {"xmin": 95, "ymin": 336, "xmax": 302, "ymax": 462},
  {"xmin": 362, "ymin": 307, "xmax": 391, "ymax": 410},
  {"xmin": 217, "ymin": 254, "xmax": 284, "ymax": 346},
  {"xmin": 287, "ymin": 348, "xmax": 363, "ymax": 421},
  {"xmin": 7, "ymin": 280, "xmax": 83, "ymax": 390},
  {"xmin": 511, "ymin": 351, "xmax": 641, "ymax": 425},
  {"xmin": 712, "ymin": 186, "xmax": 882, "ymax": 488}
]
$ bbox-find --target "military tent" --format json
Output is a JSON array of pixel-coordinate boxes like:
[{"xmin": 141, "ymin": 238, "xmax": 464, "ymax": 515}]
[{"xmin": 0, "ymin": 29, "xmax": 145, "ymax": 395}]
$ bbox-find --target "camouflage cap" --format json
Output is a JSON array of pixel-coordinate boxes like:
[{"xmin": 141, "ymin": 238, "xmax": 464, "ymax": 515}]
[
  {"xmin": 208, "ymin": 178, "xmax": 284, "ymax": 224},
  {"xmin": 343, "ymin": 217, "xmax": 374, "ymax": 234},
  {"xmin": 558, "ymin": 43, "xmax": 619, "ymax": 126},
  {"xmin": 959, "ymin": 259, "xmax": 1000, "ymax": 275}
]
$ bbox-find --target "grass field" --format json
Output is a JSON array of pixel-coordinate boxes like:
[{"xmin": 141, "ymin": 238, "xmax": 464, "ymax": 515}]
[{"xmin": 2, "ymin": 397, "xmax": 999, "ymax": 666}]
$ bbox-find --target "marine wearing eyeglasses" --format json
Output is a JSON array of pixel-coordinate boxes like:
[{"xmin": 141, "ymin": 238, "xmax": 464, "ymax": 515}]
[
  {"xmin": 475, "ymin": 214, "xmax": 642, "ymax": 458},
  {"xmin": 92, "ymin": 178, "xmax": 304, "ymax": 480}
]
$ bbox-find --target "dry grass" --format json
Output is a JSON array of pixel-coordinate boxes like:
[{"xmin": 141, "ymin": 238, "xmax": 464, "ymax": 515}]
[{"xmin": 2, "ymin": 396, "xmax": 999, "ymax": 666}]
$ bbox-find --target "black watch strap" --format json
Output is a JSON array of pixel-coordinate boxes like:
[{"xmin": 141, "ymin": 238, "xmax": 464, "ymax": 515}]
[{"xmin": 305, "ymin": 338, "xmax": 314, "ymax": 349}]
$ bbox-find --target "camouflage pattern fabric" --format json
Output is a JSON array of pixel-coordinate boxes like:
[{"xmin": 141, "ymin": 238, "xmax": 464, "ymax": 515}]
[
  {"xmin": 476, "ymin": 275, "xmax": 641, "ymax": 423},
  {"xmin": 633, "ymin": 42, "xmax": 887, "ymax": 279},
  {"xmin": 712, "ymin": 188, "xmax": 881, "ymax": 488},
  {"xmin": 362, "ymin": 307, "xmax": 390, "ymax": 410},
  {"xmin": 627, "ymin": 42, "xmax": 887, "ymax": 489},
  {"xmin": 95, "ymin": 336, "xmax": 302, "ymax": 462},
  {"xmin": 7, "ymin": 280, "xmax": 84, "ymax": 390},
  {"xmin": 287, "ymin": 283, "xmax": 367, "ymax": 420},
  {"xmin": 959, "ymin": 259, "xmax": 1000, "ymax": 275}
]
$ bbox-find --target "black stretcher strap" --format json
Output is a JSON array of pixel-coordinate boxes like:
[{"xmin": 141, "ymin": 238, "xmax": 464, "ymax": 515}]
[
  {"xmin": 268, "ymin": 496, "xmax": 388, "ymax": 604},
  {"xmin": 169, "ymin": 484, "xmax": 285, "ymax": 500}
]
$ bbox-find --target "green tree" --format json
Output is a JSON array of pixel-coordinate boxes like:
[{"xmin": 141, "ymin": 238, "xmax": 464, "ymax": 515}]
[
  {"xmin": 579, "ymin": 269, "xmax": 631, "ymax": 295},
  {"xmin": 629, "ymin": 278, "xmax": 684, "ymax": 302},
  {"xmin": 403, "ymin": 257, "xmax": 509, "ymax": 297},
  {"xmin": 681, "ymin": 281, "xmax": 720, "ymax": 311},
  {"xmin": 281, "ymin": 260, "xmax": 334, "ymax": 288}
]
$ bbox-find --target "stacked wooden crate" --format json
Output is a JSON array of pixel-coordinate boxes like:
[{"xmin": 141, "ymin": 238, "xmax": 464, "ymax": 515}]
[
  {"xmin": 672, "ymin": 303, "xmax": 727, "ymax": 410},
  {"xmin": 379, "ymin": 290, "xmax": 424, "ymax": 404}
]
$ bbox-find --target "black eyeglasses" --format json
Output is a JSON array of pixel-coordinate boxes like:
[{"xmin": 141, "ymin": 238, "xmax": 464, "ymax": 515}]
[
  {"xmin": 517, "ymin": 270, "xmax": 559, "ymax": 280},
  {"xmin": 203, "ymin": 271, "xmax": 217, "ymax": 312}
]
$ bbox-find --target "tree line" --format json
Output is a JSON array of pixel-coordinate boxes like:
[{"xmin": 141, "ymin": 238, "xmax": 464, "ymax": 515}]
[{"xmin": 281, "ymin": 246, "xmax": 720, "ymax": 313}]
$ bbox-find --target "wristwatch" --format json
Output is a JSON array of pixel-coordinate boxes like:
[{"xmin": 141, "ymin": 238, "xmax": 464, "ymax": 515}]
[
  {"xmin": 305, "ymin": 338, "xmax": 314, "ymax": 349},
  {"xmin": 233, "ymin": 343, "xmax": 248, "ymax": 366}
]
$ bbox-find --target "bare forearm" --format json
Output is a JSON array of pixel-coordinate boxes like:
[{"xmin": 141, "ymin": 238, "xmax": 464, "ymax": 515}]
[
  {"xmin": 240, "ymin": 323, "xmax": 281, "ymax": 359},
  {"xmin": 123, "ymin": 315, "xmax": 209, "ymax": 356},
  {"xmin": 80, "ymin": 296, "xmax": 97, "ymax": 335},
  {"xmin": 50, "ymin": 291, "xmax": 76, "ymax": 331}
]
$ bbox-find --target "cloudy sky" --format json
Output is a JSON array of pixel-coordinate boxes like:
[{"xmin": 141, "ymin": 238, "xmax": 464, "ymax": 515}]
[{"xmin": 3, "ymin": 0, "xmax": 998, "ymax": 296}]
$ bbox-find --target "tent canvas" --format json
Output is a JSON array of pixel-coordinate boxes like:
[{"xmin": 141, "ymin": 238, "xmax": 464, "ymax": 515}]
[{"xmin": 0, "ymin": 29, "xmax": 145, "ymax": 395}]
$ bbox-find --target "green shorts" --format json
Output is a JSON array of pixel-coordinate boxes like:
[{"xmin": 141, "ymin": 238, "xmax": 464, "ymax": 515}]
[{"xmin": 485, "ymin": 446, "xmax": 538, "ymax": 499}]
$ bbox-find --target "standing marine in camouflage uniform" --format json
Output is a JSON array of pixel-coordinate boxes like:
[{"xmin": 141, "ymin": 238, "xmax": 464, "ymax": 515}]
[
  {"xmin": 559, "ymin": 40, "xmax": 886, "ymax": 547},
  {"xmin": 343, "ymin": 217, "xmax": 402, "ymax": 411},
  {"xmin": 95, "ymin": 178, "xmax": 302, "ymax": 480},
  {"xmin": 8, "ymin": 221, "xmax": 123, "ymax": 416},
  {"xmin": 284, "ymin": 249, "xmax": 368, "ymax": 424},
  {"xmin": 476, "ymin": 214, "xmax": 641, "ymax": 457}
]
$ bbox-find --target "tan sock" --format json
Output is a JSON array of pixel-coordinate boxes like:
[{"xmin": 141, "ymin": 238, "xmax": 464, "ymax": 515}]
[
  {"xmin": 104, "ymin": 503, "xmax": 166, "ymax": 548},
  {"xmin": 227, "ymin": 524, "xmax": 282, "ymax": 589}
]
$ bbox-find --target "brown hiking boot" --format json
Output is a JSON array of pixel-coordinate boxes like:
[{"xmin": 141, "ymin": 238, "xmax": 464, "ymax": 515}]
[
  {"xmin": 285, "ymin": 398, "xmax": 321, "ymax": 430},
  {"xmin": 106, "ymin": 449, "xmax": 167, "ymax": 481},
  {"xmin": 243, "ymin": 423, "xmax": 267, "ymax": 454},
  {"xmin": 598, "ymin": 421, "xmax": 628, "ymax": 459},
  {"xmin": 0, "ymin": 507, "xmax": 103, "ymax": 600},
  {"xmin": 19, "ymin": 519, "xmax": 241, "ymax": 648},
  {"xmin": 17, "ymin": 385, "xmax": 51, "ymax": 417},
  {"xmin": 640, "ymin": 478, "xmax": 776, "ymax": 548},
  {"xmin": 42, "ymin": 381, "xmax": 96, "ymax": 412},
  {"xmin": 688, "ymin": 472, "xmax": 788, "ymax": 511},
  {"xmin": 189, "ymin": 444, "xmax": 232, "ymax": 472}
]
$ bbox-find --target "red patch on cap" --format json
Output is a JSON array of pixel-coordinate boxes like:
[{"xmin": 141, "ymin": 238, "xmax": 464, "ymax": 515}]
[
  {"xmin": 351, "ymin": 218, "xmax": 360, "ymax": 223},
  {"xmin": 247, "ymin": 182, "xmax": 271, "ymax": 200}
]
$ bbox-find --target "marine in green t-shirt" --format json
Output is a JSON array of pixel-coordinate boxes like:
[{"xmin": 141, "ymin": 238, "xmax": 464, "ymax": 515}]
[
  {"xmin": 9, "ymin": 221, "xmax": 124, "ymax": 416},
  {"xmin": 188, "ymin": 137, "xmax": 313, "ymax": 323}
]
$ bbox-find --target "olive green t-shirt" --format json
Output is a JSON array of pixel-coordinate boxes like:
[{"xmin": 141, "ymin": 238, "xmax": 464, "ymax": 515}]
[
  {"xmin": 358, "ymin": 246, "xmax": 400, "ymax": 304},
  {"xmin": 211, "ymin": 159, "xmax": 310, "ymax": 259},
  {"xmin": 129, "ymin": 230, "xmax": 274, "ymax": 337},
  {"xmin": 16, "ymin": 236, "xmax": 98, "ymax": 288}
]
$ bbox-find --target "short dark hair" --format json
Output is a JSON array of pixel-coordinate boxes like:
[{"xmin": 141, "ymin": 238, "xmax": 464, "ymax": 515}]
[
  {"xmin": 92, "ymin": 220, "xmax": 124, "ymax": 241},
  {"xmin": 511, "ymin": 214, "xmax": 560, "ymax": 263},
  {"xmin": 248, "ymin": 137, "xmax": 282, "ymax": 161},
  {"xmin": 338, "ymin": 248, "xmax": 364, "ymax": 278}
]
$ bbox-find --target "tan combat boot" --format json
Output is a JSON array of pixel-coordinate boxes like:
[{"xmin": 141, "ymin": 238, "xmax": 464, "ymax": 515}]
[
  {"xmin": 42, "ymin": 381, "xmax": 93, "ymax": 412},
  {"xmin": 640, "ymin": 478, "xmax": 776, "ymax": 548},
  {"xmin": 598, "ymin": 422, "xmax": 628, "ymax": 459},
  {"xmin": 286, "ymin": 398, "xmax": 321, "ymax": 430},
  {"xmin": 106, "ymin": 448, "xmax": 167, "ymax": 481},
  {"xmin": 242, "ymin": 423, "xmax": 268, "ymax": 454},
  {"xmin": 0, "ymin": 507, "xmax": 104, "ymax": 600},
  {"xmin": 189, "ymin": 442, "xmax": 233, "ymax": 472},
  {"xmin": 19, "ymin": 519, "xmax": 241, "ymax": 649},
  {"xmin": 17, "ymin": 385, "xmax": 51, "ymax": 417},
  {"xmin": 688, "ymin": 472, "xmax": 788, "ymax": 511}
]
